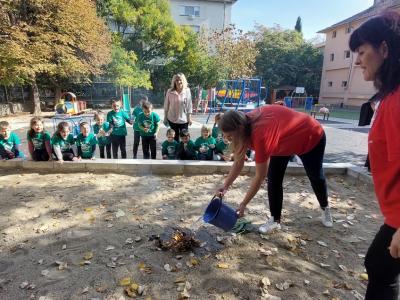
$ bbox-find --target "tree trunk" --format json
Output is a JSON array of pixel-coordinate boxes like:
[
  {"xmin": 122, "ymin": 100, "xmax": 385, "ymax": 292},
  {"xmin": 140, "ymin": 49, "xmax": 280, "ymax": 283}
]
[
  {"xmin": 4, "ymin": 86, "xmax": 9, "ymax": 103},
  {"xmin": 54, "ymin": 86, "xmax": 62, "ymax": 103},
  {"xmin": 29, "ymin": 80, "xmax": 41, "ymax": 115}
]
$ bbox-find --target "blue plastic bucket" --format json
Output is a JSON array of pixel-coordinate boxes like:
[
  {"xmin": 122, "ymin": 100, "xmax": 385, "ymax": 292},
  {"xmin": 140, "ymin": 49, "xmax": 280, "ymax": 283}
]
[{"xmin": 203, "ymin": 196, "xmax": 238, "ymax": 231}]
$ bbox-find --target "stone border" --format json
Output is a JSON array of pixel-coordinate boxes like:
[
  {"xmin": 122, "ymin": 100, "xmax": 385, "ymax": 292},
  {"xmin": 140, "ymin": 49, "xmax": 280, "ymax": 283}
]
[{"xmin": 0, "ymin": 159, "xmax": 372, "ymax": 179}]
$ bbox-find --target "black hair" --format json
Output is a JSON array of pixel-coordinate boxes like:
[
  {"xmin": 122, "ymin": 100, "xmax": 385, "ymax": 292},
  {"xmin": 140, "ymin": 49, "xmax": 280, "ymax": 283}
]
[{"xmin": 349, "ymin": 11, "xmax": 400, "ymax": 96}]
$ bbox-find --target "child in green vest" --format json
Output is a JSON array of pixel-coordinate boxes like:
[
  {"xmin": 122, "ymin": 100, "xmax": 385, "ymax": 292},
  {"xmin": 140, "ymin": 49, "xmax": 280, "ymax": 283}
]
[
  {"xmin": 132, "ymin": 95, "xmax": 147, "ymax": 158},
  {"xmin": 0, "ymin": 121, "xmax": 23, "ymax": 160},
  {"xmin": 51, "ymin": 121, "xmax": 78, "ymax": 162},
  {"xmin": 137, "ymin": 101, "xmax": 160, "ymax": 159},
  {"xmin": 177, "ymin": 129, "xmax": 197, "ymax": 160},
  {"xmin": 93, "ymin": 112, "xmax": 112, "ymax": 159},
  {"xmin": 107, "ymin": 98, "xmax": 132, "ymax": 159},
  {"xmin": 162, "ymin": 128, "xmax": 179, "ymax": 159},
  {"xmin": 212, "ymin": 113, "xmax": 224, "ymax": 143},
  {"xmin": 27, "ymin": 117, "xmax": 52, "ymax": 161},
  {"xmin": 195, "ymin": 125, "xmax": 216, "ymax": 160},
  {"xmin": 214, "ymin": 135, "xmax": 233, "ymax": 161},
  {"xmin": 76, "ymin": 122, "xmax": 97, "ymax": 160}
]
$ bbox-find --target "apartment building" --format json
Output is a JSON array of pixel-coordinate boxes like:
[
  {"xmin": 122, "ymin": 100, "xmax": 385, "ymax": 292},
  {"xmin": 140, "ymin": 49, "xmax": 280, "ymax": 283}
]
[
  {"xmin": 169, "ymin": 0, "xmax": 237, "ymax": 33},
  {"xmin": 318, "ymin": 0, "xmax": 400, "ymax": 107}
]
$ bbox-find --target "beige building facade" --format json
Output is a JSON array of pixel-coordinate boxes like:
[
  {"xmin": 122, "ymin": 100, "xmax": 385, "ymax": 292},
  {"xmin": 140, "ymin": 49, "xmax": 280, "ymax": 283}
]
[
  {"xmin": 318, "ymin": 0, "xmax": 400, "ymax": 107},
  {"xmin": 169, "ymin": 0, "xmax": 237, "ymax": 33}
]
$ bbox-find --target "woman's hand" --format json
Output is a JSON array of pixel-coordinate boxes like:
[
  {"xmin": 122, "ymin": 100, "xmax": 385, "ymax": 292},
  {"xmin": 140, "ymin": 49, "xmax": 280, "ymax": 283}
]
[
  {"xmin": 237, "ymin": 202, "xmax": 247, "ymax": 217},
  {"xmin": 216, "ymin": 186, "xmax": 228, "ymax": 197},
  {"xmin": 389, "ymin": 228, "xmax": 400, "ymax": 258}
]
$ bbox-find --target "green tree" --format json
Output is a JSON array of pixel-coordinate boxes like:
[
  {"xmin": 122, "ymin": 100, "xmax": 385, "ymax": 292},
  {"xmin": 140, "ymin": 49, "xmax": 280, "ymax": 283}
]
[
  {"xmin": 255, "ymin": 26, "xmax": 322, "ymax": 96},
  {"xmin": 209, "ymin": 25, "xmax": 259, "ymax": 79},
  {"xmin": 0, "ymin": 0, "xmax": 111, "ymax": 114},
  {"xmin": 295, "ymin": 16, "xmax": 302, "ymax": 33}
]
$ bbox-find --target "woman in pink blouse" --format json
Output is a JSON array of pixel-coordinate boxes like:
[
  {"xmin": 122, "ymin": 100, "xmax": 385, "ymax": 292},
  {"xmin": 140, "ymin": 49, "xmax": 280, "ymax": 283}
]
[{"xmin": 164, "ymin": 73, "xmax": 193, "ymax": 141}]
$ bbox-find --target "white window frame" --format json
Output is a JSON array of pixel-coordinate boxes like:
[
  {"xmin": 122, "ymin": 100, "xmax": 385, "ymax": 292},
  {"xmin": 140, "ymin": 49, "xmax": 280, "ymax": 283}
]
[
  {"xmin": 328, "ymin": 81, "xmax": 333, "ymax": 87},
  {"xmin": 179, "ymin": 5, "xmax": 200, "ymax": 17},
  {"xmin": 342, "ymin": 81, "xmax": 348, "ymax": 88},
  {"xmin": 330, "ymin": 53, "xmax": 335, "ymax": 61},
  {"xmin": 332, "ymin": 30, "xmax": 337, "ymax": 38},
  {"xmin": 344, "ymin": 50, "xmax": 351, "ymax": 59}
]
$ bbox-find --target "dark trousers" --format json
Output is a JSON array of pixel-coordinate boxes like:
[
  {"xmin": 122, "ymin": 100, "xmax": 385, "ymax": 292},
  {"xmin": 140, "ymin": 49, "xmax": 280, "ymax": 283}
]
[
  {"xmin": 365, "ymin": 224, "xmax": 400, "ymax": 300},
  {"xmin": 32, "ymin": 149, "xmax": 49, "ymax": 161},
  {"xmin": 99, "ymin": 144, "xmax": 111, "ymax": 159},
  {"xmin": 267, "ymin": 133, "xmax": 328, "ymax": 221},
  {"xmin": 62, "ymin": 151, "xmax": 74, "ymax": 161},
  {"xmin": 141, "ymin": 135, "xmax": 156, "ymax": 159},
  {"xmin": 133, "ymin": 130, "xmax": 141, "ymax": 158},
  {"xmin": 111, "ymin": 135, "xmax": 126, "ymax": 159},
  {"xmin": 168, "ymin": 121, "xmax": 188, "ymax": 142}
]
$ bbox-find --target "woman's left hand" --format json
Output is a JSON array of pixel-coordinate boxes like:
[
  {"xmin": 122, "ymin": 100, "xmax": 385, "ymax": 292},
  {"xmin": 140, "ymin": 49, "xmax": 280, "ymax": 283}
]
[{"xmin": 389, "ymin": 228, "xmax": 400, "ymax": 258}]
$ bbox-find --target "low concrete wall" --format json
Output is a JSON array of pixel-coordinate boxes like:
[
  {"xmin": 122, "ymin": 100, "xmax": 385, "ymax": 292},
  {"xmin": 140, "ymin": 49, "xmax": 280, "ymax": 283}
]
[{"xmin": 0, "ymin": 159, "xmax": 354, "ymax": 177}]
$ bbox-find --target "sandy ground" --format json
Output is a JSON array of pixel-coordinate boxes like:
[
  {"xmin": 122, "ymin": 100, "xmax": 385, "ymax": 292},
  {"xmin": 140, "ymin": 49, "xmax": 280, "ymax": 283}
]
[{"xmin": 0, "ymin": 171, "xmax": 380, "ymax": 300}]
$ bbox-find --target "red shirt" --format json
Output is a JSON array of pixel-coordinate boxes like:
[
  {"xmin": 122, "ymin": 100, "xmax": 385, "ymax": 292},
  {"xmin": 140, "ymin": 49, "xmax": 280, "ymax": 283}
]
[
  {"xmin": 247, "ymin": 105, "xmax": 324, "ymax": 164},
  {"xmin": 369, "ymin": 87, "xmax": 400, "ymax": 229}
]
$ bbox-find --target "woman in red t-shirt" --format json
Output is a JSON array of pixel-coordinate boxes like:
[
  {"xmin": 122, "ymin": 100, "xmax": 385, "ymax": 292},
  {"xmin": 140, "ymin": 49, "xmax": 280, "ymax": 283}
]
[
  {"xmin": 349, "ymin": 12, "xmax": 400, "ymax": 299},
  {"xmin": 216, "ymin": 105, "xmax": 333, "ymax": 234}
]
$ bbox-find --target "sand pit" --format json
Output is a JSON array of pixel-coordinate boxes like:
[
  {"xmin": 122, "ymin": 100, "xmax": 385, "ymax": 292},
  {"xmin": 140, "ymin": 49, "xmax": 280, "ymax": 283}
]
[{"xmin": 0, "ymin": 171, "xmax": 379, "ymax": 299}]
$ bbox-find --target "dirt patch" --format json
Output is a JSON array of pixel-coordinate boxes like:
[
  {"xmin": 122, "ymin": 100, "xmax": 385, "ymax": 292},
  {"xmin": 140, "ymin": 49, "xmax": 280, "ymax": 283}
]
[{"xmin": 0, "ymin": 171, "xmax": 379, "ymax": 299}]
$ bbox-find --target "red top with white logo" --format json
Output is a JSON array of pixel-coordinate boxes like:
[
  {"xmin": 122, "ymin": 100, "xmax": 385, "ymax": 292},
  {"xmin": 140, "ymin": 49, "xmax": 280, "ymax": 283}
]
[
  {"xmin": 369, "ymin": 87, "xmax": 400, "ymax": 229},
  {"xmin": 247, "ymin": 105, "xmax": 324, "ymax": 164}
]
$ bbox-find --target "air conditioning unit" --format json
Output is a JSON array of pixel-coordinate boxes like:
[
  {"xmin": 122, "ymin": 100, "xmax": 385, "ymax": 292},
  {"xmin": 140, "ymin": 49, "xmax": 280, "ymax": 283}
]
[{"xmin": 187, "ymin": 14, "xmax": 195, "ymax": 20}]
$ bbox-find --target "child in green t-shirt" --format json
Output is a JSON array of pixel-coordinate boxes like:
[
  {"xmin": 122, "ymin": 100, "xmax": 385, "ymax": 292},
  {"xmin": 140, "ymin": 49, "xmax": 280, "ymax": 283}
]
[
  {"xmin": 51, "ymin": 121, "xmax": 78, "ymax": 163},
  {"xmin": 212, "ymin": 113, "xmax": 224, "ymax": 143},
  {"xmin": 0, "ymin": 121, "xmax": 23, "ymax": 160},
  {"xmin": 162, "ymin": 128, "xmax": 179, "ymax": 159},
  {"xmin": 137, "ymin": 101, "xmax": 160, "ymax": 159},
  {"xmin": 93, "ymin": 112, "xmax": 112, "ymax": 159},
  {"xmin": 27, "ymin": 117, "xmax": 52, "ymax": 161},
  {"xmin": 177, "ymin": 129, "xmax": 197, "ymax": 160},
  {"xmin": 214, "ymin": 135, "xmax": 233, "ymax": 162},
  {"xmin": 132, "ymin": 95, "xmax": 147, "ymax": 159},
  {"xmin": 76, "ymin": 122, "xmax": 97, "ymax": 159},
  {"xmin": 107, "ymin": 99, "xmax": 132, "ymax": 159},
  {"xmin": 195, "ymin": 125, "xmax": 216, "ymax": 160}
]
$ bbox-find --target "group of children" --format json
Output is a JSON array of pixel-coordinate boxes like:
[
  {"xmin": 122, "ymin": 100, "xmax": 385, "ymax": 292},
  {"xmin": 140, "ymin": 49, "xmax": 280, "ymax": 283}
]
[{"xmin": 0, "ymin": 98, "xmax": 242, "ymax": 162}]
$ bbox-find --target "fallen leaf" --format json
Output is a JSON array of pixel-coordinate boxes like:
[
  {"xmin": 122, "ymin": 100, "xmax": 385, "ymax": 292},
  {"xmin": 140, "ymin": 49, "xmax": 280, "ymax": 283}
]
[
  {"xmin": 216, "ymin": 263, "xmax": 229, "ymax": 269},
  {"xmin": 116, "ymin": 209, "xmax": 126, "ymax": 218},
  {"xmin": 41, "ymin": 269, "xmax": 50, "ymax": 277},
  {"xmin": 275, "ymin": 281, "xmax": 290, "ymax": 291},
  {"xmin": 20, "ymin": 281, "xmax": 29, "ymax": 289},
  {"xmin": 164, "ymin": 264, "xmax": 172, "ymax": 272},
  {"xmin": 175, "ymin": 277, "xmax": 186, "ymax": 283},
  {"xmin": 83, "ymin": 252, "xmax": 93, "ymax": 260},
  {"xmin": 84, "ymin": 207, "xmax": 93, "ymax": 213},
  {"xmin": 359, "ymin": 273, "xmax": 368, "ymax": 281},
  {"xmin": 119, "ymin": 277, "xmax": 131, "ymax": 286},
  {"xmin": 96, "ymin": 284, "xmax": 108, "ymax": 293},
  {"xmin": 190, "ymin": 258, "xmax": 199, "ymax": 266},
  {"xmin": 317, "ymin": 241, "xmax": 328, "ymax": 247},
  {"xmin": 105, "ymin": 245, "xmax": 115, "ymax": 251}
]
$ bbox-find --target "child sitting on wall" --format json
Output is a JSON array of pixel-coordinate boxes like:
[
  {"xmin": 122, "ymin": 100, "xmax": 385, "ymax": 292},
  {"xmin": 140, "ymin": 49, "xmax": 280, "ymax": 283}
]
[
  {"xmin": 0, "ymin": 121, "xmax": 23, "ymax": 160},
  {"xmin": 162, "ymin": 128, "xmax": 179, "ymax": 159},
  {"xmin": 195, "ymin": 125, "xmax": 216, "ymax": 160},
  {"xmin": 177, "ymin": 129, "xmax": 196, "ymax": 160}
]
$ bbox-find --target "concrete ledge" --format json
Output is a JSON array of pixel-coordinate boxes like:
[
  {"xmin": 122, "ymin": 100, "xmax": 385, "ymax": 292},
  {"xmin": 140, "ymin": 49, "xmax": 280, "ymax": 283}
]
[
  {"xmin": 346, "ymin": 165, "xmax": 373, "ymax": 184},
  {"xmin": 0, "ymin": 159, "xmax": 356, "ymax": 177}
]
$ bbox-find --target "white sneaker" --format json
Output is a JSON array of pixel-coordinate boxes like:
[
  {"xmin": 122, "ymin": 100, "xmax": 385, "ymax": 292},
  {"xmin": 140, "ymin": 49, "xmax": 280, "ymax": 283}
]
[
  {"xmin": 321, "ymin": 207, "xmax": 333, "ymax": 227},
  {"xmin": 258, "ymin": 217, "xmax": 281, "ymax": 234}
]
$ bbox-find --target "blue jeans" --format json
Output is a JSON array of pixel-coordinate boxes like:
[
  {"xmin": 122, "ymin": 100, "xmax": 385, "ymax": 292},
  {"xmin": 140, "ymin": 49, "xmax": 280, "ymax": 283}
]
[{"xmin": 267, "ymin": 133, "xmax": 328, "ymax": 221}]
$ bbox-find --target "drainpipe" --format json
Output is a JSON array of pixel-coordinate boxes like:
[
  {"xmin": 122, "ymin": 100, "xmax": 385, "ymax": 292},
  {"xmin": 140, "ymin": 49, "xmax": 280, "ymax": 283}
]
[{"xmin": 223, "ymin": 0, "xmax": 226, "ymax": 29}]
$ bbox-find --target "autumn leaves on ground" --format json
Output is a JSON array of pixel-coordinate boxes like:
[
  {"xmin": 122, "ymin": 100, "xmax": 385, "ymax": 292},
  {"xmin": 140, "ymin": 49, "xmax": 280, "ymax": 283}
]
[{"xmin": 0, "ymin": 171, "xmax": 377, "ymax": 299}]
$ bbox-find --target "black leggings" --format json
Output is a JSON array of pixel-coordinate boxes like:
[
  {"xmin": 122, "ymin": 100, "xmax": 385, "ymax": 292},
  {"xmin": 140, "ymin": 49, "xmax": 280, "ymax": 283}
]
[
  {"xmin": 32, "ymin": 149, "xmax": 49, "ymax": 161},
  {"xmin": 267, "ymin": 133, "xmax": 328, "ymax": 221},
  {"xmin": 133, "ymin": 130, "xmax": 141, "ymax": 158},
  {"xmin": 111, "ymin": 135, "xmax": 126, "ymax": 159},
  {"xmin": 168, "ymin": 121, "xmax": 188, "ymax": 142},
  {"xmin": 141, "ymin": 135, "xmax": 156, "ymax": 159},
  {"xmin": 365, "ymin": 224, "xmax": 400, "ymax": 299},
  {"xmin": 99, "ymin": 144, "xmax": 111, "ymax": 159}
]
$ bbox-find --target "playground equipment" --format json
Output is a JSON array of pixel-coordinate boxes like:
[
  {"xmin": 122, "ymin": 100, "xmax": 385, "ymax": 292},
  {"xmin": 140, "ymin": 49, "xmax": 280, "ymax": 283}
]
[
  {"xmin": 206, "ymin": 78, "xmax": 265, "ymax": 123},
  {"xmin": 283, "ymin": 87, "xmax": 314, "ymax": 111},
  {"xmin": 55, "ymin": 92, "xmax": 87, "ymax": 115}
]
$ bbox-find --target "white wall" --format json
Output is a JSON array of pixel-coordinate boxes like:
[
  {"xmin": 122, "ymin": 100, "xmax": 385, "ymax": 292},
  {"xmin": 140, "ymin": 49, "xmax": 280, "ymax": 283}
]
[{"xmin": 169, "ymin": 0, "xmax": 233, "ymax": 32}]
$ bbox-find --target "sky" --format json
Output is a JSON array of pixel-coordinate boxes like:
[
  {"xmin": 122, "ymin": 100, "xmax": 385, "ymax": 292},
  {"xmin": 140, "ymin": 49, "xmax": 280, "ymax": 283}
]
[{"xmin": 231, "ymin": 0, "xmax": 374, "ymax": 40}]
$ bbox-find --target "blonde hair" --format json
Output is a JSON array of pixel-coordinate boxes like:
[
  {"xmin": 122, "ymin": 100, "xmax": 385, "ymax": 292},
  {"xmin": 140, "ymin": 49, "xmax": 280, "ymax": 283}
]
[
  {"xmin": 170, "ymin": 73, "xmax": 188, "ymax": 91},
  {"xmin": 201, "ymin": 125, "xmax": 211, "ymax": 134},
  {"xmin": 219, "ymin": 110, "xmax": 252, "ymax": 161}
]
